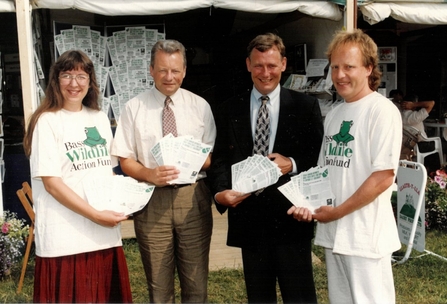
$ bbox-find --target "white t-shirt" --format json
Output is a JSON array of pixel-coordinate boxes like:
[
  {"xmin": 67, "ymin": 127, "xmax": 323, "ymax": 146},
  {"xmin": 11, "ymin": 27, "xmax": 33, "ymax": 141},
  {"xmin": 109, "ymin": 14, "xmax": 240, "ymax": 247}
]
[
  {"xmin": 111, "ymin": 87, "xmax": 216, "ymax": 176},
  {"xmin": 315, "ymin": 92, "xmax": 402, "ymax": 258},
  {"xmin": 31, "ymin": 107, "xmax": 122, "ymax": 258}
]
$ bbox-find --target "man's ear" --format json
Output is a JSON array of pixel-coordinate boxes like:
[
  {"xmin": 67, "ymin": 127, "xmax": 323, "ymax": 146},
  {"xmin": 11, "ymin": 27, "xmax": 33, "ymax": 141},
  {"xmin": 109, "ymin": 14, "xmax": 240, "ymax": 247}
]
[
  {"xmin": 246, "ymin": 57, "xmax": 251, "ymax": 72},
  {"xmin": 281, "ymin": 57, "xmax": 287, "ymax": 72}
]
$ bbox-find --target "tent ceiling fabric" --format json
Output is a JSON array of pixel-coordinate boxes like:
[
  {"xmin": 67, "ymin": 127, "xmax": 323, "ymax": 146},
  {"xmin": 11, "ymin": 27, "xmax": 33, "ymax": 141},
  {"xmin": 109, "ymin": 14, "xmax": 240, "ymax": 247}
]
[
  {"xmin": 2, "ymin": 0, "xmax": 447, "ymax": 25},
  {"xmin": 212, "ymin": 1, "xmax": 341, "ymax": 20},
  {"xmin": 0, "ymin": 0, "xmax": 14, "ymax": 12},
  {"xmin": 0, "ymin": 0, "xmax": 342, "ymax": 20},
  {"xmin": 360, "ymin": 3, "xmax": 447, "ymax": 25}
]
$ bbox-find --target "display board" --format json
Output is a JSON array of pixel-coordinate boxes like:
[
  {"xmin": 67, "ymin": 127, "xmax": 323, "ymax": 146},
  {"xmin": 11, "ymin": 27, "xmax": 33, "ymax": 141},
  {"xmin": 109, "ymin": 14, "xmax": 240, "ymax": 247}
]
[{"xmin": 393, "ymin": 161, "xmax": 426, "ymax": 264}]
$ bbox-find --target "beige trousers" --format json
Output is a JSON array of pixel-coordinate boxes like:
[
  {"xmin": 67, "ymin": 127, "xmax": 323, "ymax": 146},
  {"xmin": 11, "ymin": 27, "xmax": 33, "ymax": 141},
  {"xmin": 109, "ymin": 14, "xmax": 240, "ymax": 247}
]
[{"xmin": 134, "ymin": 180, "xmax": 213, "ymax": 303}]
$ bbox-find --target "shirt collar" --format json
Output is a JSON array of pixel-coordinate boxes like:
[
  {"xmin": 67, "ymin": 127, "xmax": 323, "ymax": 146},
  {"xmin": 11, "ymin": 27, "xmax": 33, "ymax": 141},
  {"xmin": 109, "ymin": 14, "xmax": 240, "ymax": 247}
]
[
  {"xmin": 153, "ymin": 87, "xmax": 182, "ymax": 106},
  {"xmin": 252, "ymin": 85, "xmax": 280, "ymax": 105}
]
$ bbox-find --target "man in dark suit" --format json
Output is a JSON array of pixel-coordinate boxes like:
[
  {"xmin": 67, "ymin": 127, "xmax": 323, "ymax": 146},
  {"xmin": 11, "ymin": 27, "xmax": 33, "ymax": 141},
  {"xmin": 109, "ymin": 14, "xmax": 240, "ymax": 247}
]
[{"xmin": 209, "ymin": 33, "xmax": 323, "ymax": 303}]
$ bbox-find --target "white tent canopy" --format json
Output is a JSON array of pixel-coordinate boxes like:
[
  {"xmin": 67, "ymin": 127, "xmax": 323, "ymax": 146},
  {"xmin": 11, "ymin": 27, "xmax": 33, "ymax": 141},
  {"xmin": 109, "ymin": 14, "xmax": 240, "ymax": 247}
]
[
  {"xmin": 5, "ymin": 0, "xmax": 447, "ymax": 26},
  {"xmin": 0, "ymin": 0, "xmax": 13, "ymax": 12},
  {"xmin": 0, "ymin": 0, "xmax": 342, "ymax": 20},
  {"xmin": 360, "ymin": 2, "xmax": 447, "ymax": 25}
]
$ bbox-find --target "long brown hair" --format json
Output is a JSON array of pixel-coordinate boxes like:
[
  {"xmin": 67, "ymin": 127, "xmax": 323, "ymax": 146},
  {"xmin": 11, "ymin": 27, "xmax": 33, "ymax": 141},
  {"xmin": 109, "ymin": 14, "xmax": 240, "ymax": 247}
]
[{"xmin": 23, "ymin": 50, "xmax": 100, "ymax": 157}]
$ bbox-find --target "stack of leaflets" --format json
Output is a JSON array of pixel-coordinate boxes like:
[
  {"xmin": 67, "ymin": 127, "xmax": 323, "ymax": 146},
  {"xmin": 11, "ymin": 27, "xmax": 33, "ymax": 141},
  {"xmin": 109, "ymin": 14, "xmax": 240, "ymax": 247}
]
[
  {"xmin": 231, "ymin": 155, "xmax": 282, "ymax": 194},
  {"xmin": 278, "ymin": 166, "xmax": 335, "ymax": 213},
  {"xmin": 150, "ymin": 134, "xmax": 212, "ymax": 184},
  {"xmin": 83, "ymin": 175, "xmax": 155, "ymax": 216}
]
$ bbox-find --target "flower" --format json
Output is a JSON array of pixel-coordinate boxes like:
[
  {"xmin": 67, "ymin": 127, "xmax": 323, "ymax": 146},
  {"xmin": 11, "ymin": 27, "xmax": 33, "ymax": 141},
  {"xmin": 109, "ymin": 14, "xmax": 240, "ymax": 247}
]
[
  {"xmin": 0, "ymin": 211, "xmax": 29, "ymax": 278},
  {"xmin": 1, "ymin": 223, "xmax": 10, "ymax": 234},
  {"xmin": 433, "ymin": 169, "xmax": 447, "ymax": 189},
  {"xmin": 426, "ymin": 165, "xmax": 447, "ymax": 231}
]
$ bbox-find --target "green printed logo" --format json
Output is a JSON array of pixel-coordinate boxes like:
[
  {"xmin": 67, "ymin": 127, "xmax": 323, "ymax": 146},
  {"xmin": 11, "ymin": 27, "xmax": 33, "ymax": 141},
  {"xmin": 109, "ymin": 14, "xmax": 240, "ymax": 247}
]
[
  {"xmin": 84, "ymin": 127, "xmax": 107, "ymax": 147},
  {"xmin": 332, "ymin": 121, "xmax": 354, "ymax": 145}
]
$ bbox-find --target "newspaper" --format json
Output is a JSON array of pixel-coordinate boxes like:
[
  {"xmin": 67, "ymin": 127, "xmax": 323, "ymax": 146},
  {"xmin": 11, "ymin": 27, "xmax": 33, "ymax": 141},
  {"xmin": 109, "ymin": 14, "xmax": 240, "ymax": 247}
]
[
  {"xmin": 231, "ymin": 155, "xmax": 282, "ymax": 194},
  {"xmin": 150, "ymin": 134, "xmax": 212, "ymax": 184},
  {"xmin": 83, "ymin": 175, "xmax": 155, "ymax": 216},
  {"xmin": 278, "ymin": 166, "xmax": 335, "ymax": 213}
]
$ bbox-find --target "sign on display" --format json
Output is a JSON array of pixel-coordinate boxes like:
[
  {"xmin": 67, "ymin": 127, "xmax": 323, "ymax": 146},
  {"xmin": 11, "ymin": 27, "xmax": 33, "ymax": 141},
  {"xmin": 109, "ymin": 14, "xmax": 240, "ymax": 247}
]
[{"xmin": 396, "ymin": 161, "xmax": 427, "ymax": 253}]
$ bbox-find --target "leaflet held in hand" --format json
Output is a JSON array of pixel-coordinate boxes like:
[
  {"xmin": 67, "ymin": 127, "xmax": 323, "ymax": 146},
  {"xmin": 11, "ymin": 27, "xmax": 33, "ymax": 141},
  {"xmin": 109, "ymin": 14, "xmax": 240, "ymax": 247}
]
[
  {"xmin": 150, "ymin": 134, "xmax": 212, "ymax": 184},
  {"xmin": 231, "ymin": 155, "xmax": 282, "ymax": 194},
  {"xmin": 278, "ymin": 166, "xmax": 335, "ymax": 213},
  {"xmin": 83, "ymin": 175, "xmax": 155, "ymax": 216}
]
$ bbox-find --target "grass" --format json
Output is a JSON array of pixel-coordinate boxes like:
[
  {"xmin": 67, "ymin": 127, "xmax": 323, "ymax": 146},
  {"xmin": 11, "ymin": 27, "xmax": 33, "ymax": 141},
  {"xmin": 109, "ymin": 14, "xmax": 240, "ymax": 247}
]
[{"xmin": 1, "ymin": 230, "xmax": 447, "ymax": 303}]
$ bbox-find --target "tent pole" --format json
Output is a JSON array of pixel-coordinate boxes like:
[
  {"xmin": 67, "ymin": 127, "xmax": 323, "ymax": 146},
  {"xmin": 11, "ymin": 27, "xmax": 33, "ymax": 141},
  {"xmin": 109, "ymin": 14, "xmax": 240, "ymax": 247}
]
[
  {"xmin": 15, "ymin": 0, "xmax": 37, "ymax": 130},
  {"xmin": 345, "ymin": 0, "xmax": 357, "ymax": 31}
]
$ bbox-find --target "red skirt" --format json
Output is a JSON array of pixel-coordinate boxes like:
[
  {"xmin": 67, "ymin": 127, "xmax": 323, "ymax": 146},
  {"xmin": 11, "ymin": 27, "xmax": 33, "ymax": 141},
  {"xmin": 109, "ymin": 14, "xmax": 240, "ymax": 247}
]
[{"xmin": 33, "ymin": 247, "xmax": 133, "ymax": 303}]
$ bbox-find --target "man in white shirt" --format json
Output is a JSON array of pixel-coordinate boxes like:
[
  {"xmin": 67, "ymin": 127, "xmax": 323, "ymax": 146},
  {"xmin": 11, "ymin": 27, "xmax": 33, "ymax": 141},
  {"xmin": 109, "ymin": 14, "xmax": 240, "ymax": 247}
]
[
  {"xmin": 112, "ymin": 39, "xmax": 216, "ymax": 303},
  {"xmin": 390, "ymin": 89, "xmax": 435, "ymax": 139},
  {"xmin": 289, "ymin": 29, "xmax": 402, "ymax": 304}
]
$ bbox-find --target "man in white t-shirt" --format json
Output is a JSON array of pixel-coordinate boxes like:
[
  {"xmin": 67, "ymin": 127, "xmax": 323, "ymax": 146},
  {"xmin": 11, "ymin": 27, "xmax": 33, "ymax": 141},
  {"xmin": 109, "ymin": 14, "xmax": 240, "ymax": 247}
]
[{"xmin": 288, "ymin": 29, "xmax": 402, "ymax": 304}]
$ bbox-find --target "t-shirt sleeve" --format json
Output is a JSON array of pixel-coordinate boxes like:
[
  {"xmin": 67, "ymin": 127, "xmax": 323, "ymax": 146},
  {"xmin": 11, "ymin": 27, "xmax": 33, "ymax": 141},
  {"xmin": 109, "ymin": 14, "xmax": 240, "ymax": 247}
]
[
  {"xmin": 370, "ymin": 101, "xmax": 402, "ymax": 173},
  {"xmin": 30, "ymin": 113, "xmax": 63, "ymax": 178}
]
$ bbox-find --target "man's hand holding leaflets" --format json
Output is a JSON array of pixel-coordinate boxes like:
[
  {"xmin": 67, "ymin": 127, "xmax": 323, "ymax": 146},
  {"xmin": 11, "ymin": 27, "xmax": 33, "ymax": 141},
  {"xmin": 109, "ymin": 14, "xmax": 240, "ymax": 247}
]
[
  {"xmin": 231, "ymin": 154, "xmax": 282, "ymax": 194},
  {"xmin": 150, "ymin": 133, "xmax": 212, "ymax": 184},
  {"xmin": 279, "ymin": 166, "xmax": 335, "ymax": 213}
]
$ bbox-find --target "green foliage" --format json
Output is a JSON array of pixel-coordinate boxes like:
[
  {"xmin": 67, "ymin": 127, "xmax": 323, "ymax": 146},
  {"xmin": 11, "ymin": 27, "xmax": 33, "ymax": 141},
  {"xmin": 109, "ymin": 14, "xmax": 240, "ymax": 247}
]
[{"xmin": 425, "ymin": 177, "xmax": 447, "ymax": 231}]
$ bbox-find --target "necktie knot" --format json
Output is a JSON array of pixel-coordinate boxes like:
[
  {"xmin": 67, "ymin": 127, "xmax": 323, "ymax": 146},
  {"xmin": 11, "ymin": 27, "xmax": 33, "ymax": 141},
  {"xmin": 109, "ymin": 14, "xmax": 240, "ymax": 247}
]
[
  {"xmin": 165, "ymin": 96, "xmax": 172, "ymax": 107},
  {"xmin": 260, "ymin": 95, "xmax": 269, "ymax": 106}
]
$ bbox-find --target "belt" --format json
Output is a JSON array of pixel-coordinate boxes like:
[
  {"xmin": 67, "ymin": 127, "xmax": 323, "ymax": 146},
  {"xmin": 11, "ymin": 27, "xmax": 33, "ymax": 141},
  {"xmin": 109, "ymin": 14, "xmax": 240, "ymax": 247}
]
[{"xmin": 165, "ymin": 183, "xmax": 193, "ymax": 189}]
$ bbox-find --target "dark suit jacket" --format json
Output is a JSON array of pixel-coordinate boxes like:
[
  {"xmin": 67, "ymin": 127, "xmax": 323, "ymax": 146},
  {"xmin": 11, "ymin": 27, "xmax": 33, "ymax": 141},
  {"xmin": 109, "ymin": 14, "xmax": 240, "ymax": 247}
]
[{"xmin": 209, "ymin": 87, "xmax": 324, "ymax": 249}]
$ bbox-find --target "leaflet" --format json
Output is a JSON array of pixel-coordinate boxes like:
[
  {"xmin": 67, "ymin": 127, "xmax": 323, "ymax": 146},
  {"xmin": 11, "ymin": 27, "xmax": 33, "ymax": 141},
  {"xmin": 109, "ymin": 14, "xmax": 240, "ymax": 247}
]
[
  {"xmin": 231, "ymin": 155, "xmax": 282, "ymax": 194},
  {"xmin": 278, "ymin": 166, "xmax": 335, "ymax": 213},
  {"xmin": 83, "ymin": 175, "xmax": 155, "ymax": 216},
  {"xmin": 150, "ymin": 134, "xmax": 212, "ymax": 184}
]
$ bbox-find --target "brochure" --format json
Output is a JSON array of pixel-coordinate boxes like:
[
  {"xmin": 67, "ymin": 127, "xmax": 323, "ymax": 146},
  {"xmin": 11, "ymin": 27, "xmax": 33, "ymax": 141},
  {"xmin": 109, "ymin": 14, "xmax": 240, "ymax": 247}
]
[
  {"xmin": 231, "ymin": 155, "xmax": 282, "ymax": 194},
  {"xmin": 278, "ymin": 166, "xmax": 335, "ymax": 213}
]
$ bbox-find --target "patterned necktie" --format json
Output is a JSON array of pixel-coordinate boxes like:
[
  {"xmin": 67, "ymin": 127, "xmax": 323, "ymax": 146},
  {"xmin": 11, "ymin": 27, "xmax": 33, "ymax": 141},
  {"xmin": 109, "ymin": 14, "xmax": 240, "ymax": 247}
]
[
  {"xmin": 162, "ymin": 96, "xmax": 178, "ymax": 137},
  {"xmin": 253, "ymin": 95, "xmax": 270, "ymax": 156}
]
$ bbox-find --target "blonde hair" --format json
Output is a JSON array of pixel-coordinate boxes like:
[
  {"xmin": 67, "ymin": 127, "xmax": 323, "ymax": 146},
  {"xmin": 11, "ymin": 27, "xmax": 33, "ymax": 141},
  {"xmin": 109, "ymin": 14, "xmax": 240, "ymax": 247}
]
[{"xmin": 326, "ymin": 29, "xmax": 382, "ymax": 91}]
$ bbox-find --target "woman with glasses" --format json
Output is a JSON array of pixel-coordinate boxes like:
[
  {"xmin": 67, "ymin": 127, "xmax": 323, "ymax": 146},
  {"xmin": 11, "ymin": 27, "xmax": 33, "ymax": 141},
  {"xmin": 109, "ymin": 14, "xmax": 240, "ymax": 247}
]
[{"xmin": 23, "ymin": 50, "xmax": 132, "ymax": 303}]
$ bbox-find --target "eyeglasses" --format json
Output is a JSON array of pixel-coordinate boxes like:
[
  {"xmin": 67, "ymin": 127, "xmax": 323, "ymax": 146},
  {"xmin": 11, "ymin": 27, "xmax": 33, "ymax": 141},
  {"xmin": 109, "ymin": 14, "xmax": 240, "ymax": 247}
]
[{"xmin": 59, "ymin": 74, "xmax": 90, "ymax": 85}]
